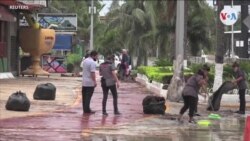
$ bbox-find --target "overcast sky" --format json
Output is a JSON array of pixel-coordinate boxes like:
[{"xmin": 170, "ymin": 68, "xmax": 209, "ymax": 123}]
[{"xmin": 99, "ymin": 0, "xmax": 240, "ymax": 16}]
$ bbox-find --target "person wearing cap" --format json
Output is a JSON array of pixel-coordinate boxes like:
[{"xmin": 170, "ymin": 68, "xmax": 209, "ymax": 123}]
[
  {"xmin": 232, "ymin": 62, "xmax": 248, "ymax": 115},
  {"xmin": 99, "ymin": 55, "xmax": 121, "ymax": 116}
]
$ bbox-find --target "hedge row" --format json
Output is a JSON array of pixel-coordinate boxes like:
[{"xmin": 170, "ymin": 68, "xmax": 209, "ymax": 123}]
[
  {"xmin": 137, "ymin": 66, "xmax": 193, "ymax": 84},
  {"xmin": 137, "ymin": 63, "xmax": 250, "ymax": 88}
]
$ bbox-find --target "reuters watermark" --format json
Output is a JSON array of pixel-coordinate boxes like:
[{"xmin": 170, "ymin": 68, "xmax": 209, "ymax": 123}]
[{"xmin": 9, "ymin": 5, "xmax": 29, "ymax": 10}]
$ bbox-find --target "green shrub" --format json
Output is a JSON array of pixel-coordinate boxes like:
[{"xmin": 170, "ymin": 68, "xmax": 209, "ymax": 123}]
[
  {"xmin": 239, "ymin": 62, "xmax": 250, "ymax": 83},
  {"xmin": 66, "ymin": 53, "xmax": 82, "ymax": 65},
  {"xmin": 65, "ymin": 53, "xmax": 82, "ymax": 73},
  {"xmin": 137, "ymin": 66, "xmax": 193, "ymax": 83},
  {"xmin": 189, "ymin": 63, "xmax": 214, "ymax": 74},
  {"xmin": 137, "ymin": 62, "xmax": 250, "ymax": 88},
  {"xmin": 223, "ymin": 64, "xmax": 234, "ymax": 81},
  {"xmin": 154, "ymin": 58, "xmax": 173, "ymax": 66}
]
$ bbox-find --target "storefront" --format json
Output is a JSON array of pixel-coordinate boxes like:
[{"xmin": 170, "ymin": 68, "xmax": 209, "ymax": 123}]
[
  {"xmin": 0, "ymin": 0, "xmax": 44, "ymax": 76},
  {"xmin": 0, "ymin": 5, "xmax": 17, "ymax": 73}
]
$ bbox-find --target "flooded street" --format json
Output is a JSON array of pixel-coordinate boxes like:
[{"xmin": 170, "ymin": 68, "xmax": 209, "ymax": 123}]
[
  {"xmin": 83, "ymin": 115, "xmax": 246, "ymax": 141},
  {"xmin": 1, "ymin": 114, "xmax": 246, "ymax": 141},
  {"xmin": 0, "ymin": 77, "xmax": 248, "ymax": 141}
]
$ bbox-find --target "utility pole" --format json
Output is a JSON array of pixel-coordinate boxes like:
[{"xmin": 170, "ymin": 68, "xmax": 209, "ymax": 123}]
[
  {"xmin": 167, "ymin": 0, "xmax": 185, "ymax": 102},
  {"xmin": 231, "ymin": 0, "xmax": 235, "ymax": 58},
  {"xmin": 175, "ymin": 1, "xmax": 185, "ymax": 60},
  {"xmin": 89, "ymin": 0, "xmax": 96, "ymax": 50}
]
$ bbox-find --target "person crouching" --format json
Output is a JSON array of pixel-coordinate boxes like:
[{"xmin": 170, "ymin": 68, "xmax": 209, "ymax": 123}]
[{"xmin": 178, "ymin": 69, "xmax": 207, "ymax": 123}]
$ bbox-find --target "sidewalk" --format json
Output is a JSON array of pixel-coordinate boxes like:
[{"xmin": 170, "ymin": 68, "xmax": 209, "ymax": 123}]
[
  {"xmin": 0, "ymin": 74, "xmax": 248, "ymax": 141},
  {"xmin": 0, "ymin": 74, "xmax": 153, "ymax": 141}
]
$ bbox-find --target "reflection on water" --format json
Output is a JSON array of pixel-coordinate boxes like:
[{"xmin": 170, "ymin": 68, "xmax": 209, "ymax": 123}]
[{"xmin": 83, "ymin": 117, "xmax": 246, "ymax": 141}]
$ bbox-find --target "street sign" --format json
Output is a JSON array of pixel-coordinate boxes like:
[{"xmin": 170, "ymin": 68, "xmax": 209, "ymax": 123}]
[
  {"xmin": 220, "ymin": 7, "xmax": 238, "ymax": 26},
  {"xmin": 243, "ymin": 15, "xmax": 250, "ymax": 29}
]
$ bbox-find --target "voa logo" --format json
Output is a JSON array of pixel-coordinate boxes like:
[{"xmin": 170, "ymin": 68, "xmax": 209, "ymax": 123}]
[{"xmin": 220, "ymin": 8, "xmax": 238, "ymax": 26}]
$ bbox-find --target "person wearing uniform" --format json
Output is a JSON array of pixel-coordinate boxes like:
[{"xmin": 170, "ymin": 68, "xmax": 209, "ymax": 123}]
[
  {"xmin": 232, "ymin": 62, "xmax": 248, "ymax": 115},
  {"xmin": 178, "ymin": 69, "xmax": 207, "ymax": 123},
  {"xmin": 82, "ymin": 50, "xmax": 98, "ymax": 114},
  {"xmin": 100, "ymin": 55, "xmax": 121, "ymax": 116}
]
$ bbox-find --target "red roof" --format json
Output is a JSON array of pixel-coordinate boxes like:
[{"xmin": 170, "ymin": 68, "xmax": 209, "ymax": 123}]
[{"xmin": 0, "ymin": 0, "xmax": 44, "ymax": 11}]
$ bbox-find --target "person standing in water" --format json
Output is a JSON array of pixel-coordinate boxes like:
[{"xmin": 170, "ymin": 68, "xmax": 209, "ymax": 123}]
[
  {"xmin": 178, "ymin": 69, "xmax": 207, "ymax": 123},
  {"xmin": 99, "ymin": 55, "xmax": 121, "ymax": 116},
  {"xmin": 194, "ymin": 64, "xmax": 210, "ymax": 116},
  {"xmin": 232, "ymin": 62, "xmax": 248, "ymax": 115},
  {"xmin": 82, "ymin": 50, "xmax": 98, "ymax": 114}
]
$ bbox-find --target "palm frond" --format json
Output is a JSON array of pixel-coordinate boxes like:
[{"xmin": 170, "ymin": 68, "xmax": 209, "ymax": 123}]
[{"xmin": 132, "ymin": 8, "xmax": 147, "ymax": 26}]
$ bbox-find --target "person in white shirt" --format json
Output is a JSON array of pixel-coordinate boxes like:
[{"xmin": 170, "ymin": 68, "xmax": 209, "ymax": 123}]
[{"xmin": 82, "ymin": 50, "xmax": 98, "ymax": 114}]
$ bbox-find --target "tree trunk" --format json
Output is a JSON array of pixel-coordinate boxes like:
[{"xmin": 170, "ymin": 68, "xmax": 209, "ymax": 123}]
[
  {"xmin": 167, "ymin": 55, "xmax": 185, "ymax": 102},
  {"xmin": 143, "ymin": 50, "xmax": 148, "ymax": 66},
  {"xmin": 213, "ymin": 0, "xmax": 225, "ymax": 92},
  {"xmin": 167, "ymin": 0, "xmax": 186, "ymax": 102},
  {"xmin": 183, "ymin": 1, "xmax": 189, "ymax": 60},
  {"xmin": 136, "ymin": 48, "xmax": 143, "ymax": 67}
]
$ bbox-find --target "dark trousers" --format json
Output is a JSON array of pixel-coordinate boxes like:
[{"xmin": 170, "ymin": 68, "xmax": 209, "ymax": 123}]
[
  {"xmin": 102, "ymin": 85, "xmax": 119, "ymax": 113},
  {"xmin": 194, "ymin": 97, "xmax": 198, "ymax": 113},
  {"xmin": 239, "ymin": 89, "xmax": 246, "ymax": 112},
  {"xmin": 82, "ymin": 86, "xmax": 95, "ymax": 113},
  {"xmin": 180, "ymin": 96, "xmax": 197, "ymax": 118}
]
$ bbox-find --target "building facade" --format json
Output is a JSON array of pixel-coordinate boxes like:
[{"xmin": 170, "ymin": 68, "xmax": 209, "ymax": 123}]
[
  {"xmin": 0, "ymin": 0, "xmax": 45, "ymax": 75},
  {"xmin": 0, "ymin": 5, "xmax": 17, "ymax": 74}
]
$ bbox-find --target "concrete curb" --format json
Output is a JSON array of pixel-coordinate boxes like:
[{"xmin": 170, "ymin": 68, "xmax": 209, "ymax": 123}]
[
  {"xmin": 136, "ymin": 73, "xmax": 167, "ymax": 98},
  {"xmin": 0, "ymin": 72, "xmax": 14, "ymax": 79},
  {"xmin": 136, "ymin": 73, "xmax": 250, "ymax": 108}
]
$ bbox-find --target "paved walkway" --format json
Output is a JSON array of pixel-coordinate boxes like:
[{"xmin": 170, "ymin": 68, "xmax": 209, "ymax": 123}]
[
  {"xmin": 0, "ymin": 75, "xmax": 80, "ymax": 119},
  {"xmin": 0, "ymin": 74, "xmax": 249, "ymax": 141},
  {"xmin": 0, "ymin": 74, "xmax": 153, "ymax": 141}
]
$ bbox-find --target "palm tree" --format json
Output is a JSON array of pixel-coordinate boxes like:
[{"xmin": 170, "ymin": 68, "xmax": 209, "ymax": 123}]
[
  {"xmin": 187, "ymin": 1, "xmax": 213, "ymax": 56},
  {"xmin": 146, "ymin": 0, "xmax": 175, "ymax": 59},
  {"xmin": 144, "ymin": 0, "xmax": 213, "ymax": 60},
  {"xmin": 100, "ymin": 0, "xmax": 156, "ymax": 66},
  {"xmin": 166, "ymin": 0, "xmax": 214, "ymax": 101},
  {"xmin": 98, "ymin": 0, "xmax": 214, "ymax": 68}
]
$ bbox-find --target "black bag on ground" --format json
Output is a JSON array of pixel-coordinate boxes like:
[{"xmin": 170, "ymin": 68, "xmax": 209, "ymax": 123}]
[
  {"xmin": 207, "ymin": 81, "xmax": 236, "ymax": 111},
  {"xmin": 142, "ymin": 96, "xmax": 166, "ymax": 114},
  {"xmin": 5, "ymin": 91, "xmax": 30, "ymax": 111},
  {"xmin": 33, "ymin": 83, "xmax": 56, "ymax": 100}
]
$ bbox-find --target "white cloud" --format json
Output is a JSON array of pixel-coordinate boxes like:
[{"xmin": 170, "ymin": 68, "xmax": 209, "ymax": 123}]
[
  {"xmin": 99, "ymin": 0, "xmax": 124, "ymax": 16},
  {"xmin": 99, "ymin": 0, "xmax": 241, "ymax": 16},
  {"xmin": 99, "ymin": 0, "xmax": 112, "ymax": 16}
]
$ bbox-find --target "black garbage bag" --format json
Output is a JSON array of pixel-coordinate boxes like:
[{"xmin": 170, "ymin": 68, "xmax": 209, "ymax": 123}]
[
  {"xmin": 142, "ymin": 96, "xmax": 166, "ymax": 114},
  {"xmin": 5, "ymin": 91, "xmax": 30, "ymax": 111},
  {"xmin": 33, "ymin": 83, "xmax": 56, "ymax": 100},
  {"xmin": 207, "ymin": 81, "xmax": 236, "ymax": 111}
]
